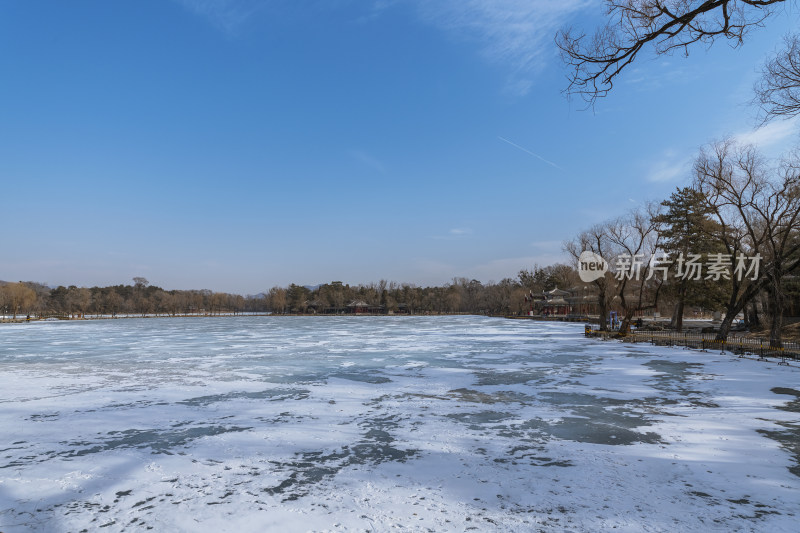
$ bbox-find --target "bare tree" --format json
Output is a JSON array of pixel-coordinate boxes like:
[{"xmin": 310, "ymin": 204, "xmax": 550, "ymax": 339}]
[
  {"xmin": 105, "ymin": 290, "xmax": 122, "ymax": 318},
  {"xmin": 556, "ymin": 0, "xmax": 788, "ymax": 104},
  {"xmin": 755, "ymin": 34, "xmax": 800, "ymax": 122},
  {"xmin": 565, "ymin": 223, "xmax": 620, "ymax": 330},
  {"xmin": 694, "ymin": 138, "xmax": 800, "ymax": 345},
  {"xmin": 566, "ymin": 205, "xmax": 664, "ymax": 332},
  {"xmin": 133, "ymin": 277, "xmax": 150, "ymax": 316},
  {"xmin": 2, "ymin": 282, "xmax": 38, "ymax": 319},
  {"xmin": 231, "ymin": 294, "xmax": 245, "ymax": 315},
  {"xmin": 155, "ymin": 291, "xmax": 173, "ymax": 317},
  {"xmin": 268, "ymin": 287, "xmax": 287, "ymax": 314},
  {"xmin": 73, "ymin": 288, "xmax": 92, "ymax": 318},
  {"xmin": 0, "ymin": 284, "xmax": 7, "ymax": 318},
  {"xmin": 605, "ymin": 205, "xmax": 665, "ymax": 332}
]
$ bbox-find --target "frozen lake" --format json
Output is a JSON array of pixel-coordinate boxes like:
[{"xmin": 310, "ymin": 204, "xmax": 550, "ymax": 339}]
[{"xmin": 1, "ymin": 316, "xmax": 798, "ymax": 532}]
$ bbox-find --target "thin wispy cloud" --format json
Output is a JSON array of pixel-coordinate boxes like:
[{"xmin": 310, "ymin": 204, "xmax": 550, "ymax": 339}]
[
  {"xmin": 175, "ymin": 0, "xmax": 587, "ymax": 94},
  {"xmin": 415, "ymin": 0, "xmax": 591, "ymax": 95},
  {"xmin": 354, "ymin": 0, "xmax": 401, "ymax": 24},
  {"xmin": 625, "ymin": 62, "xmax": 698, "ymax": 94},
  {"xmin": 735, "ymin": 116, "xmax": 800, "ymax": 149},
  {"xmin": 430, "ymin": 227, "xmax": 474, "ymax": 240},
  {"xmin": 646, "ymin": 149, "xmax": 692, "ymax": 183},
  {"xmin": 174, "ymin": 0, "xmax": 270, "ymax": 34},
  {"xmin": 498, "ymin": 136, "xmax": 562, "ymax": 170},
  {"xmin": 351, "ymin": 150, "xmax": 387, "ymax": 174},
  {"xmin": 647, "ymin": 118, "xmax": 800, "ymax": 184}
]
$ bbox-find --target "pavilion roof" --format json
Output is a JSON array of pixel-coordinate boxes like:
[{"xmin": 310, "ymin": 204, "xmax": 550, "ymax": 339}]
[{"xmin": 544, "ymin": 287, "xmax": 571, "ymax": 297}]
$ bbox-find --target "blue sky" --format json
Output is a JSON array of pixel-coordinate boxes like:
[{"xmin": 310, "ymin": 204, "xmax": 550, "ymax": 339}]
[{"xmin": 2, "ymin": 1, "xmax": 799, "ymax": 294}]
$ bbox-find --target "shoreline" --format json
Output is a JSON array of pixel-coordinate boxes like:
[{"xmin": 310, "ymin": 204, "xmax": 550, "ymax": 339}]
[{"xmin": 0, "ymin": 312, "xmax": 488, "ymax": 324}]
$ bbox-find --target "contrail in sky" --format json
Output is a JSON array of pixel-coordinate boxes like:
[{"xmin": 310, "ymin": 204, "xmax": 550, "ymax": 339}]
[{"xmin": 498, "ymin": 136, "xmax": 562, "ymax": 170}]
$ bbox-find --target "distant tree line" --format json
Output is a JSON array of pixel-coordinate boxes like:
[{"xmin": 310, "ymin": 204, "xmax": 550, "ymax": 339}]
[
  {"xmin": 0, "ymin": 277, "xmax": 256, "ymax": 319},
  {"xmin": 263, "ymin": 272, "xmax": 576, "ymax": 317},
  {"xmin": 0, "ymin": 267, "xmax": 582, "ymax": 322}
]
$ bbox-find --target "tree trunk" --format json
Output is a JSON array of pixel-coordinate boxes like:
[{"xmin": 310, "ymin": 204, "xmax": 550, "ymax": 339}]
[
  {"xmin": 716, "ymin": 312, "xmax": 735, "ymax": 342},
  {"xmin": 715, "ymin": 276, "xmax": 766, "ymax": 342},
  {"xmin": 717, "ymin": 292, "xmax": 743, "ymax": 342},
  {"xmin": 674, "ymin": 282, "xmax": 688, "ymax": 332},
  {"xmin": 597, "ymin": 292, "xmax": 609, "ymax": 331},
  {"xmin": 768, "ymin": 274, "xmax": 784, "ymax": 348},
  {"xmin": 744, "ymin": 301, "xmax": 760, "ymax": 329},
  {"xmin": 671, "ymin": 299, "xmax": 685, "ymax": 332}
]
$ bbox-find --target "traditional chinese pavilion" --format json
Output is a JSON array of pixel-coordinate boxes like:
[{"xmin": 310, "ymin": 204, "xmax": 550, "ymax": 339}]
[{"xmin": 537, "ymin": 287, "xmax": 572, "ymax": 316}]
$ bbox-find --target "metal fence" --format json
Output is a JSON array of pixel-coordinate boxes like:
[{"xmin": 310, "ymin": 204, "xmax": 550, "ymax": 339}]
[{"xmin": 584, "ymin": 326, "xmax": 798, "ymax": 365}]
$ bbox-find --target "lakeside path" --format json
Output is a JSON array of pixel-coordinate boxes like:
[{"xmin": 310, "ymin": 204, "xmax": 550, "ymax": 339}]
[{"xmin": 1, "ymin": 316, "xmax": 798, "ymax": 531}]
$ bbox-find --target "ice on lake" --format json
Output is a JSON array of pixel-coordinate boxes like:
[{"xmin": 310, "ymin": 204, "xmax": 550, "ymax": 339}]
[{"xmin": 1, "ymin": 316, "xmax": 798, "ymax": 532}]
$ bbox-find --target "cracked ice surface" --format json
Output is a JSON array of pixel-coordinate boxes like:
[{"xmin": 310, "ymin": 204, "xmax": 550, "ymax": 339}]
[{"xmin": 0, "ymin": 316, "xmax": 798, "ymax": 532}]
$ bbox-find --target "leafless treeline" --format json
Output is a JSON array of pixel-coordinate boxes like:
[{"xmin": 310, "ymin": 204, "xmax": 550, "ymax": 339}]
[
  {"xmin": 566, "ymin": 138, "xmax": 800, "ymax": 346},
  {"xmin": 0, "ymin": 269, "xmax": 579, "ymax": 321},
  {"xmin": 263, "ymin": 273, "xmax": 576, "ymax": 317},
  {"xmin": 0, "ymin": 278, "xmax": 256, "ymax": 319}
]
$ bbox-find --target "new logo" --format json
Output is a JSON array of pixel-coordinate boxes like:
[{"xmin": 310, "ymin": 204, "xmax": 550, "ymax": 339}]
[{"xmin": 578, "ymin": 251, "xmax": 608, "ymax": 282}]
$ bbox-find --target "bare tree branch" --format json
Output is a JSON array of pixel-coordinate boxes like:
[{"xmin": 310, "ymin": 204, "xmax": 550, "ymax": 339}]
[
  {"xmin": 557, "ymin": 0, "xmax": 788, "ymax": 105},
  {"xmin": 693, "ymin": 137, "xmax": 800, "ymax": 345},
  {"xmin": 755, "ymin": 34, "xmax": 800, "ymax": 122}
]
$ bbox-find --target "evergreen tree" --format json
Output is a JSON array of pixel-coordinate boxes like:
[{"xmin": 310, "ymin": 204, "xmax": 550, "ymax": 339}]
[{"xmin": 654, "ymin": 187, "xmax": 728, "ymax": 331}]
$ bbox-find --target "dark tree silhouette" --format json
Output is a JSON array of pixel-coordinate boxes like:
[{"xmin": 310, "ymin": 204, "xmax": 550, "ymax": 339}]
[
  {"xmin": 556, "ymin": 0, "xmax": 789, "ymax": 104},
  {"xmin": 755, "ymin": 33, "xmax": 800, "ymax": 122}
]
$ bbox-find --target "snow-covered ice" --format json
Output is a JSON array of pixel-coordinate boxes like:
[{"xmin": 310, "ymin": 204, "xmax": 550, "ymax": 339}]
[{"xmin": 0, "ymin": 316, "xmax": 797, "ymax": 532}]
